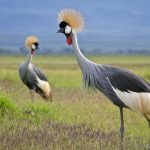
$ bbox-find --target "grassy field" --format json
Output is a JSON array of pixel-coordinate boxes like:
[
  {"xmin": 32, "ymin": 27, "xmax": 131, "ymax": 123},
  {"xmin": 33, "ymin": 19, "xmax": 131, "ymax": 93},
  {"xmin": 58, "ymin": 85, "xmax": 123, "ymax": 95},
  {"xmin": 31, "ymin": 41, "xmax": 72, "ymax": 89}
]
[{"xmin": 0, "ymin": 55, "xmax": 150, "ymax": 149}]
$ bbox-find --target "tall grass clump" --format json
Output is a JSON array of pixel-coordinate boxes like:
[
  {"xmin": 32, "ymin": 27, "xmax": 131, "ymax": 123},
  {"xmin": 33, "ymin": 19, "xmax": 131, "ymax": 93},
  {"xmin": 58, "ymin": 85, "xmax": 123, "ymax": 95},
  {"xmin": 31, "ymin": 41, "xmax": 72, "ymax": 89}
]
[{"xmin": 0, "ymin": 93, "xmax": 20, "ymax": 118}]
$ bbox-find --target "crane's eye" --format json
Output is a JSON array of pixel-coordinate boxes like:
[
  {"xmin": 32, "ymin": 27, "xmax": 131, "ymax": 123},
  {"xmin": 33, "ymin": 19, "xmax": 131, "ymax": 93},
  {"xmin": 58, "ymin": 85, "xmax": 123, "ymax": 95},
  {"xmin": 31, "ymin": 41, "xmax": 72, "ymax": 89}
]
[
  {"xmin": 65, "ymin": 25, "xmax": 71, "ymax": 34},
  {"xmin": 32, "ymin": 44, "xmax": 36, "ymax": 50}
]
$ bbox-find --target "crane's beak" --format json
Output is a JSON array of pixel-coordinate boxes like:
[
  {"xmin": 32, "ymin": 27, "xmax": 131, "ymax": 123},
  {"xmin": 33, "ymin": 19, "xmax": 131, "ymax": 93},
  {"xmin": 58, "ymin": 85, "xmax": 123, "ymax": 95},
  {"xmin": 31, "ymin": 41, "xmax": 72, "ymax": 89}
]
[
  {"xmin": 35, "ymin": 46, "xmax": 40, "ymax": 50},
  {"xmin": 57, "ymin": 28, "xmax": 64, "ymax": 33}
]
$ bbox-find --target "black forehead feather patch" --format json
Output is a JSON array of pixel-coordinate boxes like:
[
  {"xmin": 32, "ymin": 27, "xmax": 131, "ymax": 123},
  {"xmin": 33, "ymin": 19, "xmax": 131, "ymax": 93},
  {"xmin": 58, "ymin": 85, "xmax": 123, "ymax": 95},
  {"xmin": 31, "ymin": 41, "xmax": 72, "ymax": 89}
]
[
  {"xmin": 33, "ymin": 42, "xmax": 39, "ymax": 46},
  {"xmin": 59, "ymin": 21, "xmax": 68, "ymax": 28}
]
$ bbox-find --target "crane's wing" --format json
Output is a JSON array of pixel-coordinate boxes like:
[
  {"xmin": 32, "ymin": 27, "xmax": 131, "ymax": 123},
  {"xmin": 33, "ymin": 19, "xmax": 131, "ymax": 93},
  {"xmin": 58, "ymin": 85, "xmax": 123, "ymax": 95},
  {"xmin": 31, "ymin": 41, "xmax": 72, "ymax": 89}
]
[
  {"xmin": 104, "ymin": 65, "xmax": 150, "ymax": 93},
  {"xmin": 104, "ymin": 65, "xmax": 150, "ymax": 112},
  {"xmin": 31, "ymin": 64, "xmax": 48, "ymax": 82}
]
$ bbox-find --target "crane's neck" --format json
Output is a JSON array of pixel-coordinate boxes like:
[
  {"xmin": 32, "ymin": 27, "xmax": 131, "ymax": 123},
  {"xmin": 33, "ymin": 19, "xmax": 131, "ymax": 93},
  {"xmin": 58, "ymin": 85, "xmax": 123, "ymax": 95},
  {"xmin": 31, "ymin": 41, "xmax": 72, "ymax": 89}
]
[
  {"xmin": 71, "ymin": 31, "xmax": 91, "ymax": 69},
  {"xmin": 20, "ymin": 50, "xmax": 33, "ymax": 81},
  {"xmin": 24, "ymin": 51, "xmax": 33, "ymax": 70}
]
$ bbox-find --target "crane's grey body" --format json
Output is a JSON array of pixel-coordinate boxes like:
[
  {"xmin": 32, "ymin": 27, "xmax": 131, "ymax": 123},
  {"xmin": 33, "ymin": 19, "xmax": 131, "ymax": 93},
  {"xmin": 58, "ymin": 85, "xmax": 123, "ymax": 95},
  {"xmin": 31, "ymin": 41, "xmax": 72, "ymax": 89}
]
[
  {"xmin": 19, "ymin": 53, "xmax": 50, "ymax": 100},
  {"xmin": 19, "ymin": 63, "xmax": 47, "ymax": 91},
  {"xmin": 81, "ymin": 61, "xmax": 150, "ymax": 107},
  {"xmin": 19, "ymin": 63, "xmax": 37, "ymax": 90}
]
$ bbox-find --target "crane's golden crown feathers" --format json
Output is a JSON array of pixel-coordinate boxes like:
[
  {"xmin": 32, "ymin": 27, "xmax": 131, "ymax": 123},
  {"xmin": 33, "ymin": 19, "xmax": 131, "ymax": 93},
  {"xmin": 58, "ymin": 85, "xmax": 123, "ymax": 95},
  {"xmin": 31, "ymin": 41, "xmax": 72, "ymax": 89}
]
[
  {"xmin": 58, "ymin": 8, "xmax": 84, "ymax": 32},
  {"xmin": 25, "ymin": 36, "xmax": 39, "ymax": 49}
]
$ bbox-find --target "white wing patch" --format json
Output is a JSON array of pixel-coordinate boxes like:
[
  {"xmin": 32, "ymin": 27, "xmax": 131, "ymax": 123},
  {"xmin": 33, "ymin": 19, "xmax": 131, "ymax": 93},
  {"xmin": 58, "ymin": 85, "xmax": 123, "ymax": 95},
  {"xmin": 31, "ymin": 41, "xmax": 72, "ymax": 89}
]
[
  {"xmin": 113, "ymin": 87, "xmax": 150, "ymax": 119},
  {"xmin": 36, "ymin": 76, "xmax": 51, "ymax": 98},
  {"xmin": 107, "ymin": 77, "xmax": 150, "ymax": 119}
]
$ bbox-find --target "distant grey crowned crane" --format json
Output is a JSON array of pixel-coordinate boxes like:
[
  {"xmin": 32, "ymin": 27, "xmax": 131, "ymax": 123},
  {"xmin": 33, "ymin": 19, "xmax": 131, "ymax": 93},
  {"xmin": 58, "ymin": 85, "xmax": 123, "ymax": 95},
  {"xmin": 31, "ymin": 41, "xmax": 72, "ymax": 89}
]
[
  {"xmin": 57, "ymin": 8, "xmax": 150, "ymax": 140},
  {"xmin": 19, "ymin": 36, "xmax": 52, "ymax": 101}
]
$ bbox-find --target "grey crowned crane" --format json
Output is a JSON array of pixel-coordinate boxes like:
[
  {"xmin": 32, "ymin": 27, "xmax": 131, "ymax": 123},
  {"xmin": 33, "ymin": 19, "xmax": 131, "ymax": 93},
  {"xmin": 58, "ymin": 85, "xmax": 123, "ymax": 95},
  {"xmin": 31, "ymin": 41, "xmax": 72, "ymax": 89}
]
[
  {"xmin": 19, "ymin": 36, "xmax": 52, "ymax": 101},
  {"xmin": 57, "ymin": 8, "xmax": 150, "ymax": 140}
]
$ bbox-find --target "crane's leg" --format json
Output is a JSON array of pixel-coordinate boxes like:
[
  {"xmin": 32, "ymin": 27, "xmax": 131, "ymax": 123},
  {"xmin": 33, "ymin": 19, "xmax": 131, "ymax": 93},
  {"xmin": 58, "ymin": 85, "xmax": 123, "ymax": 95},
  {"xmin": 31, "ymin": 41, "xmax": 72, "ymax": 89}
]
[
  {"xmin": 148, "ymin": 120, "xmax": 150, "ymax": 128},
  {"xmin": 147, "ymin": 119, "xmax": 150, "ymax": 128},
  {"xmin": 30, "ymin": 90, "xmax": 34, "ymax": 102},
  {"xmin": 119, "ymin": 107, "xmax": 124, "ymax": 142}
]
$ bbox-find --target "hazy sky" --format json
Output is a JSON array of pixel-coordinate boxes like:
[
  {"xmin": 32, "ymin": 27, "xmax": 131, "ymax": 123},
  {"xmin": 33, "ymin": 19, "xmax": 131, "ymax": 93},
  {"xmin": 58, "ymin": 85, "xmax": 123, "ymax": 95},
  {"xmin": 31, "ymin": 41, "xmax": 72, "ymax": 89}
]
[{"xmin": 0, "ymin": 0, "xmax": 150, "ymax": 51}]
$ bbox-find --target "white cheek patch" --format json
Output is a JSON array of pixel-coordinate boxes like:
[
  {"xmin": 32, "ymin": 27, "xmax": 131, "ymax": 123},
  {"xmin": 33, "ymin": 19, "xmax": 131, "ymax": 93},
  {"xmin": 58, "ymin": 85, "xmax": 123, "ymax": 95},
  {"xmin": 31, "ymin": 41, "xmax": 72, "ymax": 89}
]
[
  {"xmin": 32, "ymin": 44, "xmax": 35, "ymax": 50},
  {"xmin": 65, "ymin": 26, "xmax": 71, "ymax": 34}
]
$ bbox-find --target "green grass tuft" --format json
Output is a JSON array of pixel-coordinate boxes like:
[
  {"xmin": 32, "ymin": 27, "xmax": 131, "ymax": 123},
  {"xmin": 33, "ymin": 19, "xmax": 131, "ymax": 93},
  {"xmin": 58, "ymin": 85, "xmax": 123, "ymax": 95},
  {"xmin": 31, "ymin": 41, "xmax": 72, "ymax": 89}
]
[{"xmin": 0, "ymin": 94, "xmax": 20, "ymax": 118}]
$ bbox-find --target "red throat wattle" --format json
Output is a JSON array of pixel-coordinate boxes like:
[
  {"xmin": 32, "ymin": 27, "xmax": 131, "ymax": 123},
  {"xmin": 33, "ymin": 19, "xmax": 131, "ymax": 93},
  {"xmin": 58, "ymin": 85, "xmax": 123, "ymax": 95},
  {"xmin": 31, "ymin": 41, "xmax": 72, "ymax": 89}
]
[
  {"xmin": 31, "ymin": 50, "xmax": 35, "ymax": 55},
  {"xmin": 66, "ymin": 35, "xmax": 72, "ymax": 45}
]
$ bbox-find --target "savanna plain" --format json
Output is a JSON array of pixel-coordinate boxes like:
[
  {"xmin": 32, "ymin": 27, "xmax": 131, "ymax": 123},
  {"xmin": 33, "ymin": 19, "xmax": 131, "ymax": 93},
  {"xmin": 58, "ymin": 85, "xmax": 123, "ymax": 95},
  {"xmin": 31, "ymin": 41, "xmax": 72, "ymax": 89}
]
[{"xmin": 0, "ymin": 55, "xmax": 150, "ymax": 150}]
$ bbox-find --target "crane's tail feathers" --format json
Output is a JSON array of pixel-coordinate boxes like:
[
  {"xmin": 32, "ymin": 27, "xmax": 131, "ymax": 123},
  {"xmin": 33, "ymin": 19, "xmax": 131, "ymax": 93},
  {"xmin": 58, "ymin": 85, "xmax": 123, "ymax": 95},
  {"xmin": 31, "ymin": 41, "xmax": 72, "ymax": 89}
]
[{"xmin": 58, "ymin": 8, "xmax": 84, "ymax": 32}]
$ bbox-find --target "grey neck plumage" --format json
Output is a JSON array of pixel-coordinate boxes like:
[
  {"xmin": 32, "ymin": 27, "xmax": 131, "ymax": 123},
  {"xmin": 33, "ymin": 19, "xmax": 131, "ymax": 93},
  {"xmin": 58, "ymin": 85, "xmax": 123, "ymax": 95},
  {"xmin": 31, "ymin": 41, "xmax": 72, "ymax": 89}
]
[
  {"xmin": 22, "ymin": 51, "xmax": 33, "ymax": 76},
  {"xmin": 25, "ymin": 51, "xmax": 32, "ymax": 68},
  {"xmin": 71, "ymin": 31, "xmax": 94, "ymax": 72},
  {"xmin": 71, "ymin": 31, "xmax": 91, "ymax": 68},
  {"xmin": 71, "ymin": 31, "xmax": 103, "ymax": 89}
]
